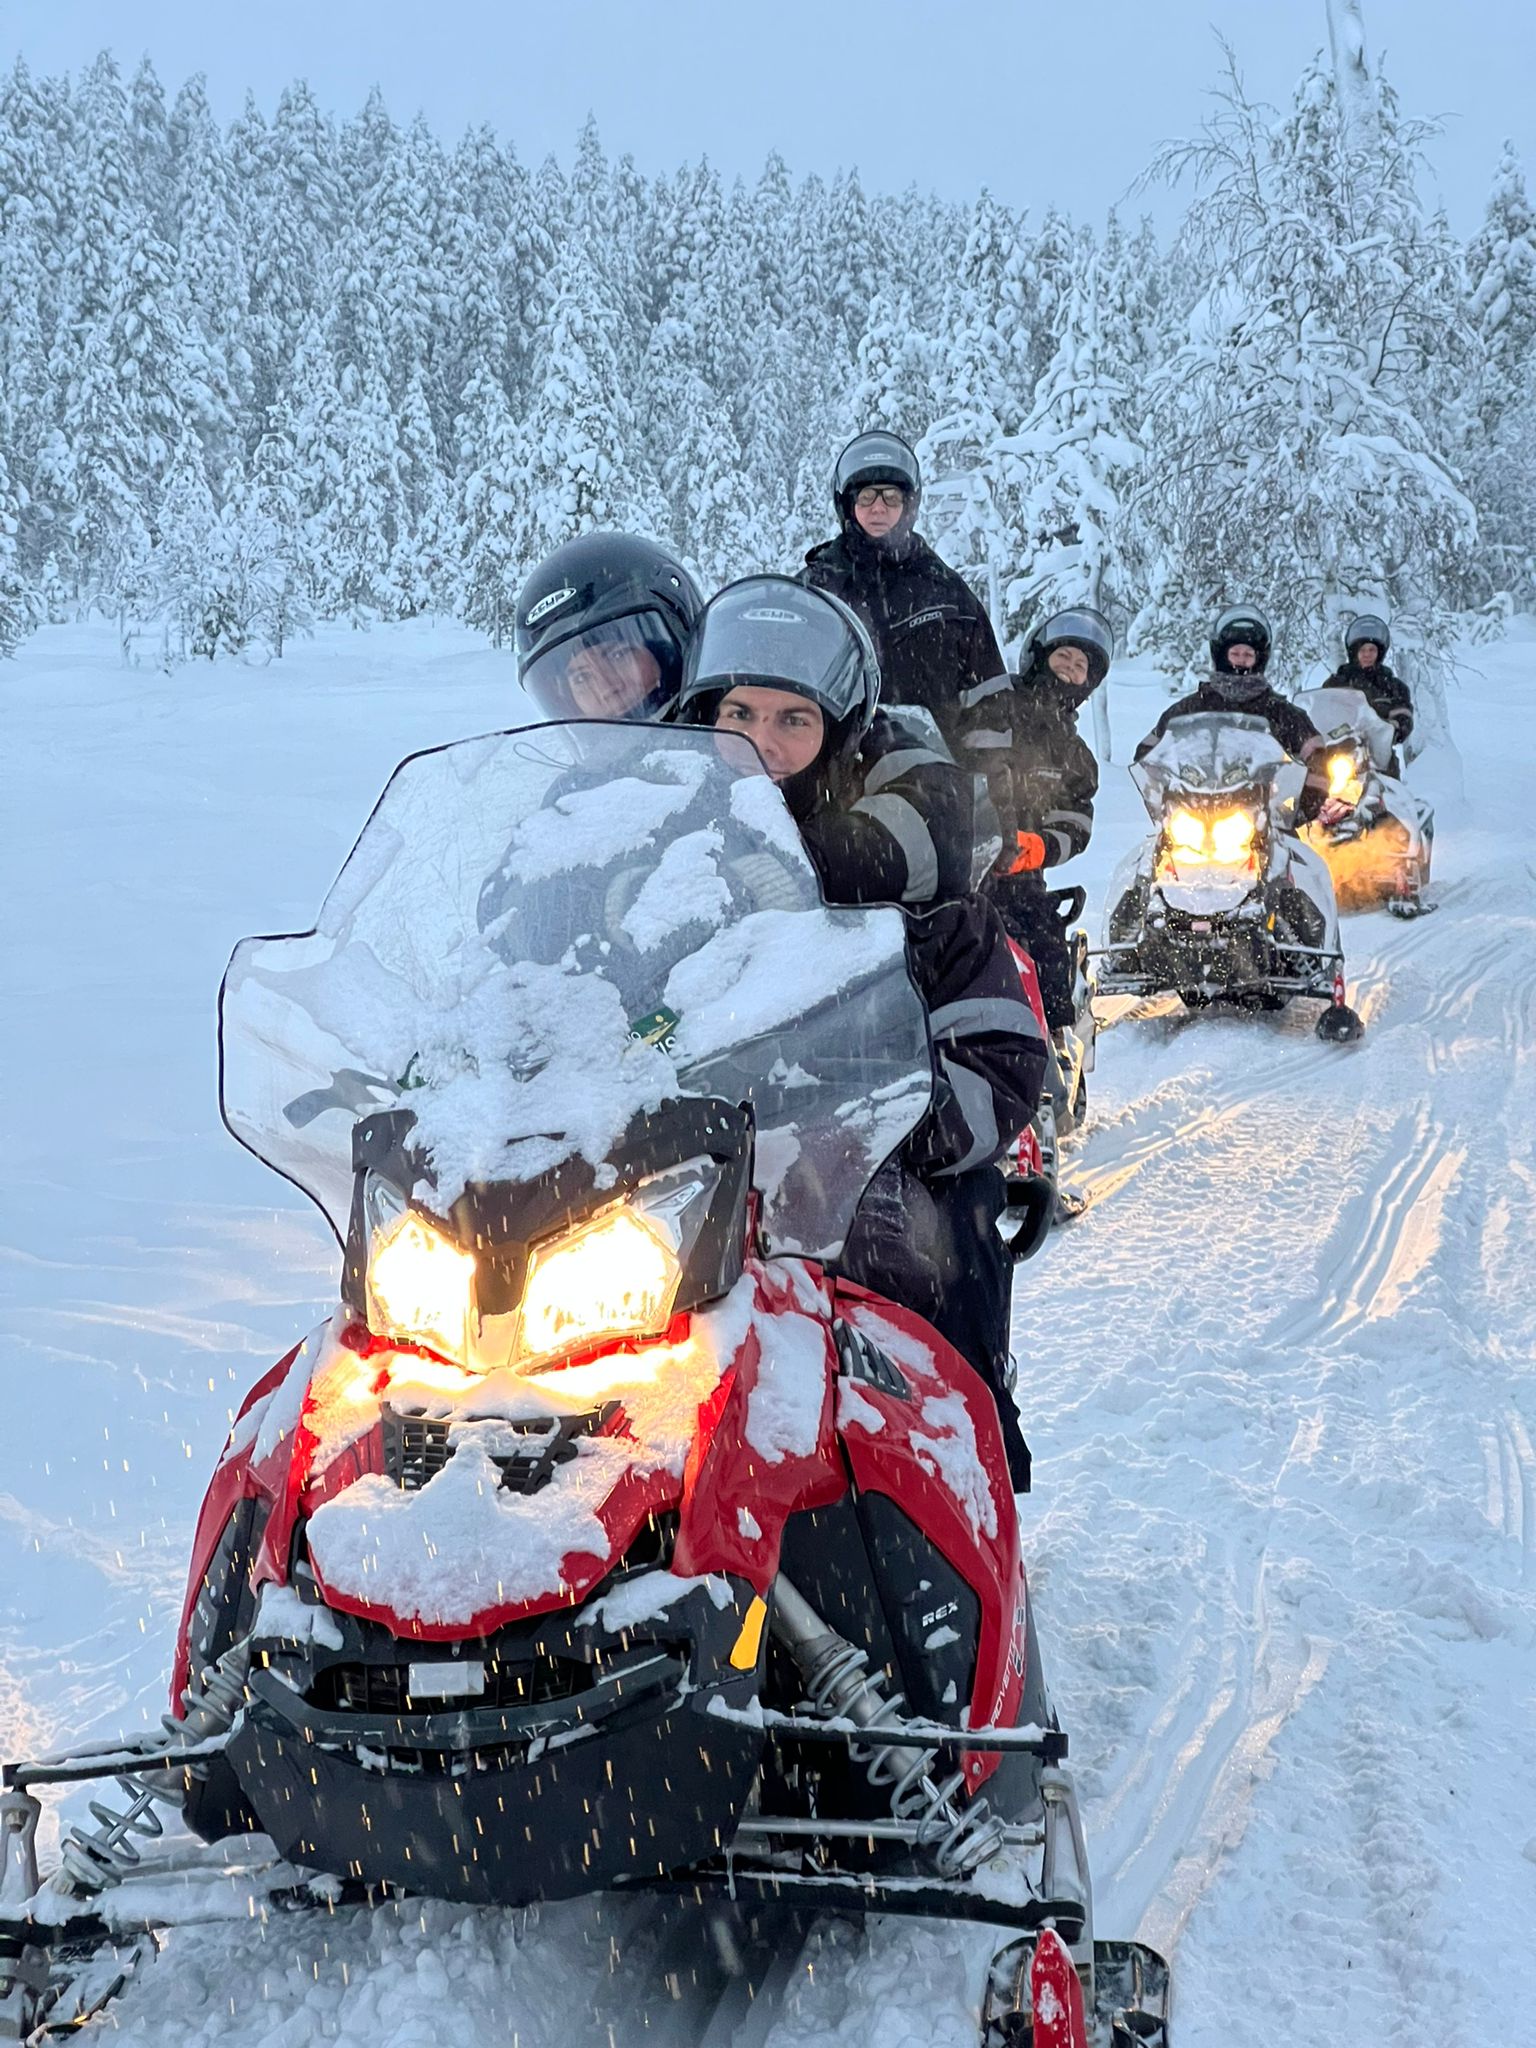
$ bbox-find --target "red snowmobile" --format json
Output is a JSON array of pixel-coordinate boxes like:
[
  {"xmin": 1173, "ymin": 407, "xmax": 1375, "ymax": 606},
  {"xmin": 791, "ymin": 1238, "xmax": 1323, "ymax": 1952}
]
[{"xmin": 1, "ymin": 723, "xmax": 1168, "ymax": 2047}]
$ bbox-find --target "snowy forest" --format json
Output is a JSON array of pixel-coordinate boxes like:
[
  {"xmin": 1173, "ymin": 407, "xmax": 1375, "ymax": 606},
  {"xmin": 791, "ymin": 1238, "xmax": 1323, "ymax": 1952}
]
[{"xmin": 1, "ymin": 34, "xmax": 1534, "ymax": 690}]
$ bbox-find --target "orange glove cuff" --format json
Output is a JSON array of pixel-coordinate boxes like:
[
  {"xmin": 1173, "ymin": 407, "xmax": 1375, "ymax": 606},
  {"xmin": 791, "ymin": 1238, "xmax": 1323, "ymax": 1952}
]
[{"xmin": 1008, "ymin": 831, "xmax": 1047, "ymax": 874}]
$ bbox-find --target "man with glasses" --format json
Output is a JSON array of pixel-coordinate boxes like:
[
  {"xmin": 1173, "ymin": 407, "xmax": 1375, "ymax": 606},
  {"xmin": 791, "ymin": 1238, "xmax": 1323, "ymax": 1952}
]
[{"xmin": 802, "ymin": 431, "xmax": 1011, "ymax": 774}]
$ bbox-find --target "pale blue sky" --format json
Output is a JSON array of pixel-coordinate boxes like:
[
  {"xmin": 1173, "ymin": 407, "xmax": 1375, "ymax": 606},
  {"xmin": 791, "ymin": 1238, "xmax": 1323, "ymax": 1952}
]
[{"xmin": 10, "ymin": 0, "xmax": 1531, "ymax": 234}]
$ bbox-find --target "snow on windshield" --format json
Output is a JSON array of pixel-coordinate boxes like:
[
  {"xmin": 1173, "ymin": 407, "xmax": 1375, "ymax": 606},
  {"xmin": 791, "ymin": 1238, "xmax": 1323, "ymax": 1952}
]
[
  {"xmin": 1141, "ymin": 713, "xmax": 1291, "ymax": 786},
  {"xmin": 221, "ymin": 723, "xmax": 930, "ymax": 1259}
]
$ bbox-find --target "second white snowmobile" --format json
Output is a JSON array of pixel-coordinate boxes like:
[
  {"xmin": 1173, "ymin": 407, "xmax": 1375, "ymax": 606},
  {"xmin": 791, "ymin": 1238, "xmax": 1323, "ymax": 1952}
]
[
  {"xmin": 1099, "ymin": 712, "xmax": 1364, "ymax": 1041},
  {"xmin": 1295, "ymin": 686, "xmax": 1435, "ymax": 917}
]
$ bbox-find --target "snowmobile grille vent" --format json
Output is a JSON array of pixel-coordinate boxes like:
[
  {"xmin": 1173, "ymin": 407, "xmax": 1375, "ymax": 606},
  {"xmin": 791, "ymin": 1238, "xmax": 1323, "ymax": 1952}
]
[
  {"xmin": 380, "ymin": 1406, "xmax": 453, "ymax": 1492},
  {"xmin": 315, "ymin": 1655, "xmax": 595, "ymax": 1715},
  {"xmin": 833, "ymin": 1322, "xmax": 911, "ymax": 1402}
]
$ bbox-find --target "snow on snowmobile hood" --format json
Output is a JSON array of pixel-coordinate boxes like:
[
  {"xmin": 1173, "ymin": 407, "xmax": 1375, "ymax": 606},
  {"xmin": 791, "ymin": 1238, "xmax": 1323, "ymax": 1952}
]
[{"xmin": 219, "ymin": 721, "xmax": 932, "ymax": 1262}]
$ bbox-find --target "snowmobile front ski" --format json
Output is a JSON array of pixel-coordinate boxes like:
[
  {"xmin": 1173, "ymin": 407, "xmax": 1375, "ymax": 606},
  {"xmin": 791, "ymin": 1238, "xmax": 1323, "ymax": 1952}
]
[{"xmin": 982, "ymin": 1928, "xmax": 1171, "ymax": 2048}]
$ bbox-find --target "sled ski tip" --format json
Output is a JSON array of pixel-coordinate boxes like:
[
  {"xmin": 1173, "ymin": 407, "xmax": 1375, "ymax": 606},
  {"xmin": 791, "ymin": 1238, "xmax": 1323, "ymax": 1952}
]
[{"xmin": 981, "ymin": 1934, "xmax": 1170, "ymax": 2048}]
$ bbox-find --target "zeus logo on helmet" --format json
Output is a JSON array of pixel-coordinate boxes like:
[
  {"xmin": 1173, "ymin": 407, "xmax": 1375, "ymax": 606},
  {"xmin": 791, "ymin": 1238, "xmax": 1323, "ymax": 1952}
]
[{"xmin": 526, "ymin": 587, "xmax": 576, "ymax": 625}]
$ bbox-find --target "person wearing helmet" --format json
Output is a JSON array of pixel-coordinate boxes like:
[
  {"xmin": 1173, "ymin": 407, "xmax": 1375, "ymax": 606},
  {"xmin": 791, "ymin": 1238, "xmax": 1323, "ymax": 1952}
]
[
  {"xmin": 801, "ymin": 431, "xmax": 1011, "ymax": 771},
  {"xmin": 1331, "ymin": 614, "xmax": 1414, "ymax": 769},
  {"xmin": 985, "ymin": 607, "xmax": 1114, "ymax": 1029},
  {"xmin": 680, "ymin": 577, "xmax": 1044, "ymax": 1489},
  {"xmin": 1134, "ymin": 606, "xmax": 1329, "ymax": 814},
  {"xmin": 514, "ymin": 531, "xmax": 705, "ymax": 722}
]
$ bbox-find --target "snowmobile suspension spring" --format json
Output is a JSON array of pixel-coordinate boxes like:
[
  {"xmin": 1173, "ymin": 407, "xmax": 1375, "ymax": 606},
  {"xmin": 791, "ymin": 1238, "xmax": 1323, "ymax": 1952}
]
[
  {"xmin": 770, "ymin": 1578, "xmax": 1007, "ymax": 1879},
  {"xmin": 53, "ymin": 1638, "xmax": 252, "ymax": 1902}
]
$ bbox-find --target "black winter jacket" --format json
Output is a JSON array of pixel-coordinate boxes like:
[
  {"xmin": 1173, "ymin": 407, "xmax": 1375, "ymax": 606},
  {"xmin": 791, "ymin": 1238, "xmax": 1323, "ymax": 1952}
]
[
  {"xmin": 899, "ymin": 896, "xmax": 1047, "ymax": 1179},
  {"xmin": 802, "ymin": 528, "xmax": 1009, "ymax": 761},
  {"xmin": 989, "ymin": 665, "xmax": 1099, "ymax": 868},
  {"xmin": 1329, "ymin": 660, "xmax": 1414, "ymax": 747},
  {"xmin": 1135, "ymin": 680, "xmax": 1323, "ymax": 767},
  {"xmin": 798, "ymin": 708, "xmax": 974, "ymax": 910}
]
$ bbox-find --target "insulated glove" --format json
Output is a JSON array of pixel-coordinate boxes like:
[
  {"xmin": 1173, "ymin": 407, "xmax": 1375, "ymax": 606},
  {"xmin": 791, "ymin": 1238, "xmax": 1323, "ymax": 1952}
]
[{"xmin": 1005, "ymin": 830, "xmax": 1047, "ymax": 874}]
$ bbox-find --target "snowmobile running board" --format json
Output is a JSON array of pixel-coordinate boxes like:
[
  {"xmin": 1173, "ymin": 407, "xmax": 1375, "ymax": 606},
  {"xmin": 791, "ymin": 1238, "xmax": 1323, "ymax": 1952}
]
[{"xmin": 634, "ymin": 1860, "xmax": 1086, "ymax": 1945}]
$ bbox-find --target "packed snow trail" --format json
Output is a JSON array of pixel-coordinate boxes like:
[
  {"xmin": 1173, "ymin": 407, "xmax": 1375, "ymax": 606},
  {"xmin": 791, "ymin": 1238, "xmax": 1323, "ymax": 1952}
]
[{"xmin": 4, "ymin": 622, "xmax": 1535, "ymax": 2045}]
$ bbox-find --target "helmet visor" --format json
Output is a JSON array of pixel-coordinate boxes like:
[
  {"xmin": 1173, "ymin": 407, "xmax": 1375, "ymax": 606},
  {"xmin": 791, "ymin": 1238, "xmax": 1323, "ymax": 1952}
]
[
  {"xmin": 834, "ymin": 431, "xmax": 920, "ymax": 499},
  {"xmin": 685, "ymin": 583, "xmax": 868, "ymax": 723},
  {"xmin": 1345, "ymin": 614, "xmax": 1390, "ymax": 654},
  {"xmin": 1038, "ymin": 607, "xmax": 1114, "ymax": 669},
  {"xmin": 522, "ymin": 612, "xmax": 683, "ymax": 721},
  {"xmin": 1213, "ymin": 605, "xmax": 1271, "ymax": 647}
]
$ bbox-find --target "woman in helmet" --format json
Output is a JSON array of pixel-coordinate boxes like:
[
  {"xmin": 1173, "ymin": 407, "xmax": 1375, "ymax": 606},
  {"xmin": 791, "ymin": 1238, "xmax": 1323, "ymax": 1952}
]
[
  {"xmin": 1134, "ymin": 606, "xmax": 1329, "ymax": 814},
  {"xmin": 986, "ymin": 606, "xmax": 1114, "ymax": 1030},
  {"xmin": 679, "ymin": 576, "xmax": 1043, "ymax": 1488},
  {"xmin": 801, "ymin": 430, "xmax": 1011, "ymax": 768},
  {"xmin": 514, "ymin": 532, "xmax": 705, "ymax": 721},
  {"xmin": 1331, "ymin": 614, "xmax": 1414, "ymax": 770}
]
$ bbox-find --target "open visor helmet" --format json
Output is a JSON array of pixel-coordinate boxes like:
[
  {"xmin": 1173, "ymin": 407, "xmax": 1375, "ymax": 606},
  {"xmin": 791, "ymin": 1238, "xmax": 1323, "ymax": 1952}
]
[
  {"xmin": 1210, "ymin": 603, "xmax": 1273, "ymax": 675},
  {"xmin": 516, "ymin": 531, "xmax": 704, "ymax": 721},
  {"xmin": 832, "ymin": 430, "xmax": 922, "ymax": 522},
  {"xmin": 678, "ymin": 576, "xmax": 881, "ymax": 763},
  {"xmin": 1030, "ymin": 605, "xmax": 1115, "ymax": 691},
  {"xmin": 1343, "ymin": 612, "xmax": 1391, "ymax": 659}
]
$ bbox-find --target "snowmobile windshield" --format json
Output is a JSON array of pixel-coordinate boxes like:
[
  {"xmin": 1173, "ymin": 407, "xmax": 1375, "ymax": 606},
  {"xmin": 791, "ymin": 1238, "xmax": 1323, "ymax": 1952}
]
[
  {"xmin": 219, "ymin": 722, "xmax": 932, "ymax": 1261},
  {"xmin": 1295, "ymin": 688, "xmax": 1396, "ymax": 770},
  {"xmin": 1132, "ymin": 713, "xmax": 1304, "ymax": 821}
]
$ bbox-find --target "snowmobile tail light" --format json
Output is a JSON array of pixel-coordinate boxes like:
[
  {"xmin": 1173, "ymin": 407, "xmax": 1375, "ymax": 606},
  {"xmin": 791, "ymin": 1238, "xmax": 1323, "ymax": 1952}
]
[
  {"xmin": 366, "ymin": 1211, "xmax": 476, "ymax": 1365},
  {"xmin": 1209, "ymin": 809, "xmax": 1256, "ymax": 862},
  {"xmin": 1167, "ymin": 807, "xmax": 1205, "ymax": 855},
  {"xmin": 517, "ymin": 1207, "xmax": 682, "ymax": 1373}
]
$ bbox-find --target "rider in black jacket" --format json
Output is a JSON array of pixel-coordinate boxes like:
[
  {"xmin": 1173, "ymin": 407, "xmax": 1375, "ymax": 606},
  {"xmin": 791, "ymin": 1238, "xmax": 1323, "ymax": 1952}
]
[
  {"xmin": 985, "ymin": 607, "xmax": 1113, "ymax": 1029},
  {"xmin": 1135, "ymin": 606, "xmax": 1330, "ymax": 819},
  {"xmin": 678, "ymin": 576, "xmax": 1043, "ymax": 1487},
  {"xmin": 801, "ymin": 431, "xmax": 1011, "ymax": 768},
  {"xmin": 1330, "ymin": 613, "xmax": 1414, "ymax": 770}
]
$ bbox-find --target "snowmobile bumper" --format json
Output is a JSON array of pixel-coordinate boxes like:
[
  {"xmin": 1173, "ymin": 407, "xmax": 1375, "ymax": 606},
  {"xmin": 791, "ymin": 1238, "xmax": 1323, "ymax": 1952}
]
[
  {"xmin": 228, "ymin": 1576, "xmax": 767, "ymax": 1907},
  {"xmin": 1096, "ymin": 926, "xmax": 1338, "ymax": 1003}
]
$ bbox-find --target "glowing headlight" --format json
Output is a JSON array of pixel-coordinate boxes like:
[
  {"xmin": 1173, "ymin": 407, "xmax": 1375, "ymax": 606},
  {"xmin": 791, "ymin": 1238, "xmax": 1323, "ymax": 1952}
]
[
  {"xmin": 366, "ymin": 1210, "xmax": 475, "ymax": 1363},
  {"xmin": 1327, "ymin": 751, "xmax": 1364, "ymax": 805},
  {"xmin": 517, "ymin": 1207, "xmax": 683, "ymax": 1372},
  {"xmin": 1167, "ymin": 807, "xmax": 1206, "ymax": 855},
  {"xmin": 1209, "ymin": 809, "xmax": 1257, "ymax": 862}
]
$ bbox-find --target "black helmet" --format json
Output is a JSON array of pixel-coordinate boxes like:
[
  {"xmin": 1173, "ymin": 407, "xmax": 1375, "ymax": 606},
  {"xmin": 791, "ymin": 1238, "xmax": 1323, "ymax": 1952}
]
[
  {"xmin": 832, "ymin": 430, "xmax": 921, "ymax": 524},
  {"xmin": 1028, "ymin": 605, "xmax": 1114, "ymax": 694},
  {"xmin": 1343, "ymin": 613, "xmax": 1390, "ymax": 659},
  {"xmin": 514, "ymin": 532, "xmax": 703, "ymax": 721},
  {"xmin": 1209, "ymin": 604, "xmax": 1272, "ymax": 675},
  {"xmin": 678, "ymin": 576, "xmax": 880, "ymax": 773}
]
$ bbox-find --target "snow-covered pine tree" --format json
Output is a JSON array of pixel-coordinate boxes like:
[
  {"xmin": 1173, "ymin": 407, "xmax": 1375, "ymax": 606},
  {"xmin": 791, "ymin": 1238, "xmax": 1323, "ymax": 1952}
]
[
  {"xmin": 454, "ymin": 361, "xmax": 527, "ymax": 648},
  {"xmin": 1130, "ymin": 38, "xmax": 1477, "ymax": 715},
  {"xmin": 0, "ymin": 431, "xmax": 37, "ymax": 656}
]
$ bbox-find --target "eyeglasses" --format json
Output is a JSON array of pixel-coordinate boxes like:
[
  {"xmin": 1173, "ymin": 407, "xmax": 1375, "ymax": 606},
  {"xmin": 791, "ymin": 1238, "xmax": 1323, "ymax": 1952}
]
[{"xmin": 854, "ymin": 485, "xmax": 907, "ymax": 510}]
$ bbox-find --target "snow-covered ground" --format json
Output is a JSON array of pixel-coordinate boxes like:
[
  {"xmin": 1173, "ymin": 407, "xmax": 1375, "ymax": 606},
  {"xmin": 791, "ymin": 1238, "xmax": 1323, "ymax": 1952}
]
[{"xmin": 4, "ymin": 619, "xmax": 1534, "ymax": 2044}]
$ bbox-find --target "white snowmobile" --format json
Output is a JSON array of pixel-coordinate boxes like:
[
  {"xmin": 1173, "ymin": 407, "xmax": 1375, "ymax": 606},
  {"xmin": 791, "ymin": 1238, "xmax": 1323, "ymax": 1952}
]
[
  {"xmin": 1294, "ymin": 686, "xmax": 1435, "ymax": 917},
  {"xmin": 1098, "ymin": 712, "xmax": 1364, "ymax": 1041}
]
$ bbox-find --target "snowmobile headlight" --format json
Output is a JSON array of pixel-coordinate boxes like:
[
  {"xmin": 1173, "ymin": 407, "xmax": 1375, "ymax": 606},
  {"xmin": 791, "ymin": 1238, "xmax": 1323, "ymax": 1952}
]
[
  {"xmin": 516, "ymin": 1207, "xmax": 683, "ymax": 1373},
  {"xmin": 1209, "ymin": 809, "xmax": 1257, "ymax": 862},
  {"xmin": 512, "ymin": 1158, "xmax": 720, "ymax": 1374},
  {"xmin": 1327, "ymin": 751, "xmax": 1364, "ymax": 805},
  {"xmin": 366, "ymin": 1209, "xmax": 476, "ymax": 1364},
  {"xmin": 1167, "ymin": 807, "xmax": 1206, "ymax": 855}
]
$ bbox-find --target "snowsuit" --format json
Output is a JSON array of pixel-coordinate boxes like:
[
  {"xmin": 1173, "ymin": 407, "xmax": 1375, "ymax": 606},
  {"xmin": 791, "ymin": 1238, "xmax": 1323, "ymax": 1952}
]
[
  {"xmin": 804, "ymin": 707, "xmax": 976, "ymax": 908},
  {"xmin": 1330, "ymin": 659, "xmax": 1414, "ymax": 769},
  {"xmin": 1135, "ymin": 678, "xmax": 1328, "ymax": 821},
  {"xmin": 982, "ymin": 662, "xmax": 1099, "ymax": 1030},
  {"xmin": 801, "ymin": 527, "xmax": 1010, "ymax": 766},
  {"xmin": 801, "ymin": 755, "xmax": 1045, "ymax": 1489}
]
